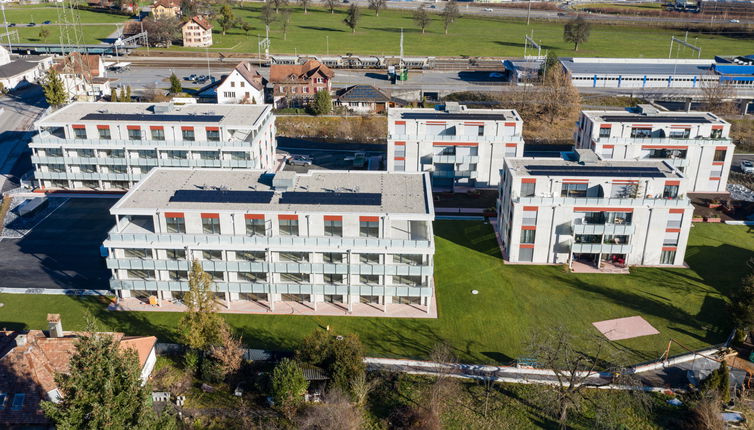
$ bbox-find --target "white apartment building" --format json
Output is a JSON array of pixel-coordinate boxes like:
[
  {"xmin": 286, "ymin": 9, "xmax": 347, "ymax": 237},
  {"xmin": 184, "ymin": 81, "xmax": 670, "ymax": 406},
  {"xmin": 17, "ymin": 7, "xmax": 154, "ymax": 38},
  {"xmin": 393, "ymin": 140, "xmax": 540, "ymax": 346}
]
[
  {"xmin": 387, "ymin": 103, "xmax": 524, "ymax": 190},
  {"xmin": 497, "ymin": 150, "xmax": 694, "ymax": 268},
  {"xmin": 103, "ymin": 168, "xmax": 436, "ymax": 315},
  {"xmin": 574, "ymin": 106, "xmax": 734, "ymax": 193},
  {"xmin": 29, "ymin": 102, "xmax": 276, "ymax": 190}
]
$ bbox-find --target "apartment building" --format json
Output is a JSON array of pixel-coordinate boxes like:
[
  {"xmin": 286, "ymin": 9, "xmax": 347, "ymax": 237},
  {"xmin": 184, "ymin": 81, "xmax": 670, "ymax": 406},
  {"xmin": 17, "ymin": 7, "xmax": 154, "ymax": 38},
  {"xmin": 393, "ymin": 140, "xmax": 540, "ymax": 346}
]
[
  {"xmin": 181, "ymin": 16, "xmax": 213, "ymax": 48},
  {"xmin": 574, "ymin": 105, "xmax": 734, "ymax": 193},
  {"xmin": 29, "ymin": 102, "xmax": 276, "ymax": 190},
  {"xmin": 497, "ymin": 150, "xmax": 694, "ymax": 268},
  {"xmin": 103, "ymin": 168, "xmax": 436, "ymax": 315},
  {"xmin": 387, "ymin": 103, "xmax": 524, "ymax": 190}
]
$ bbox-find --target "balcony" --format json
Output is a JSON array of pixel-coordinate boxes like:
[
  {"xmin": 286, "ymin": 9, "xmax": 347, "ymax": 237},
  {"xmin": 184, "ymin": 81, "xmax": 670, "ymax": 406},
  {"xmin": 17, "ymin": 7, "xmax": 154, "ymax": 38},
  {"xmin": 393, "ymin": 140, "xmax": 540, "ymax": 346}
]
[
  {"xmin": 517, "ymin": 196, "xmax": 693, "ymax": 209},
  {"xmin": 572, "ymin": 223, "xmax": 635, "ymax": 235},
  {"xmin": 35, "ymin": 171, "xmax": 134, "ymax": 181},
  {"xmin": 431, "ymin": 154, "xmax": 479, "ymax": 164},
  {"xmin": 389, "ymin": 134, "xmax": 523, "ymax": 143},
  {"xmin": 30, "ymin": 134, "xmax": 258, "ymax": 148},
  {"xmin": 595, "ymin": 136, "xmax": 732, "ymax": 146},
  {"xmin": 571, "ymin": 243, "xmax": 631, "ymax": 254}
]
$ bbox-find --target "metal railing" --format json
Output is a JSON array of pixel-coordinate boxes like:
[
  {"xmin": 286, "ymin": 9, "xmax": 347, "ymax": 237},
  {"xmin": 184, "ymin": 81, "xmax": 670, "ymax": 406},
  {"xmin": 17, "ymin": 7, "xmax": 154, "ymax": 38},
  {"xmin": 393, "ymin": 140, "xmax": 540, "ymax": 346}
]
[{"xmin": 517, "ymin": 196, "xmax": 692, "ymax": 208}]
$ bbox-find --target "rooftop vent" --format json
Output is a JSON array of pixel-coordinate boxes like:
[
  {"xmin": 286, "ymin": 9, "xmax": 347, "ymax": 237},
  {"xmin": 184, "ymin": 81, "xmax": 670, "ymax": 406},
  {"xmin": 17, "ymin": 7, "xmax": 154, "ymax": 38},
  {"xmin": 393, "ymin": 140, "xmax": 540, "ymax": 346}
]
[
  {"xmin": 272, "ymin": 171, "xmax": 297, "ymax": 191},
  {"xmin": 153, "ymin": 103, "xmax": 175, "ymax": 114},
  {"xmin": 47, "ymin": 314, "xmax": 62, "ymax": 339},
  {"xmin": 444, "ymin": 102, "xmax": 467, "ymax": 113},
  {"xmin": 636, "ymin": 104, "xmax": 660, "ymax": 115},
  {"xmin": 574, "ymin": 148, "xmax": 600, "ymax": 165},
  {"xmin": 15, "ymin": 334, "xmax": 27, "ymax": 347}
]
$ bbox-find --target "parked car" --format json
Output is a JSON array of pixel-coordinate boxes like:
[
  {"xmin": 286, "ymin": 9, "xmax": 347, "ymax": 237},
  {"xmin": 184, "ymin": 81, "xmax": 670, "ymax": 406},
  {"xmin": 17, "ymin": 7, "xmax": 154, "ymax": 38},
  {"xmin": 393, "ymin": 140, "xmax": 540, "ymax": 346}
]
[
  {"xmin": 43, "ymin": 20, "xmax": 52, "ymax": 24},
  {"xmin": 483, "ymin": 8, "xmax": 494, "ymax": 12},
  {"xmin": 729, "ymin": 19, "xmax": 740, "ymax": 23},
  {"xmin": 489, "ymin": 72, "xmax": 504, "ymax": 78},
  {"xmin": 8, "ymin": 23, "xmax": 15, "ymax": 27},
  {"xmin": 288, "ymin": 155, "xmax": 313, "ymax": 166},
  {"xmin": 28, "ymin": 22, "xmax": 36, "ymax": 27},
  {"xmin": 741, "ymin": 160, "xmax": 754, "ymax": 174}
]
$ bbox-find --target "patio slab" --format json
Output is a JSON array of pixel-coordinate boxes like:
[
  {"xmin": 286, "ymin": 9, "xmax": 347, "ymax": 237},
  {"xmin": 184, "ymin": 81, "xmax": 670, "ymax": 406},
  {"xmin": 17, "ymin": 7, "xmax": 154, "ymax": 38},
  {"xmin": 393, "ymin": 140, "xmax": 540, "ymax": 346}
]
[{"xmin": 593, "ymin": 316, "xmax": 659, "ymax": 341}]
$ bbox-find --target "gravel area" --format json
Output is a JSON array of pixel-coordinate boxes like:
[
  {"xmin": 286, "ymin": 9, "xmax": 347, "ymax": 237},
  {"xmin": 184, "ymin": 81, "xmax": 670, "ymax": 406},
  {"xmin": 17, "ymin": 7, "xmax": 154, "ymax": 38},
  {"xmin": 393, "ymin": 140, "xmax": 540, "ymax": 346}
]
[
  {"xmin": 728, "ymin": 184, "xmax": 754, "ymax": 203},
  {"xmin": 1, "ymin": 196, "xmax": 68, "ymax": 239}
]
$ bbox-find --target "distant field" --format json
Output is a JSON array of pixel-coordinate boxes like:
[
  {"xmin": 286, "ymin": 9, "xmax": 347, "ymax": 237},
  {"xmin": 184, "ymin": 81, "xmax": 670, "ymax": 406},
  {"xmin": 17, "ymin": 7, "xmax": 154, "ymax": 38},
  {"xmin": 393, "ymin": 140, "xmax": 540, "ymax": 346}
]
[
  {"xmin": 1, "ymin": 5, "xmax": 130, "ymax": 24},
  {"xmin": 168, "ymin": 4, "xmax": 753, "ymax": 58},
  {"xmin": 573, "ymin": 2, "xmax": 664, "ymax": 11},
  {"xmin": 12, "ymin": 24, "xmax": 120, "ymax": 44}
]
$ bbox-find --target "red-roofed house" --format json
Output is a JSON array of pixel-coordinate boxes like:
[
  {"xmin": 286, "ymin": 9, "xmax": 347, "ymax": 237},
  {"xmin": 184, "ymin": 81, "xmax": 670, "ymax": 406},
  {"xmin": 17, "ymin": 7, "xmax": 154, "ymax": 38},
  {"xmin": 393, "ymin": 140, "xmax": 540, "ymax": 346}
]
[
  {"xmin": 269, "ymin": 59, "xmax": 334, "ymax": 108},
  {"xmin": 51, "ymin": 52, "xmax": 114, "ymax": 101},
  {"xmin": 152, "ymin": 0, "xmax": 181, "ymax": 19},
  {"xmin": 215, "ymin": 61, "xmax": 267, "ymax": 104},
  {"xmin": 181, "ymin": 15, "xmax": 213, "ymax": 47},
  {"xmin": 0, "ymin": 315, "xmax": 157, "ymax": 429}
]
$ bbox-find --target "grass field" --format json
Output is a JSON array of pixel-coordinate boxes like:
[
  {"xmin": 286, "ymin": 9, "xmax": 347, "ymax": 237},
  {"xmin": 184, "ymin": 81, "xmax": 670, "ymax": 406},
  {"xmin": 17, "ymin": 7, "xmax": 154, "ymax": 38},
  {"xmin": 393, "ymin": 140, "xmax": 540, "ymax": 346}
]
[
  {"xmin": 11, "ymin": 24, "xmax": 121, "ymax": 44},
  {"xmin": 1, "ymin": 5, "xmax": 129, "ymax": 24},
  {"xmin": 0, "ymin": 222, "xmax": 748, "ymax": 365},
  {"xmin": 167, "ymin": 4, "xmax": 754, "ymax": 57}
]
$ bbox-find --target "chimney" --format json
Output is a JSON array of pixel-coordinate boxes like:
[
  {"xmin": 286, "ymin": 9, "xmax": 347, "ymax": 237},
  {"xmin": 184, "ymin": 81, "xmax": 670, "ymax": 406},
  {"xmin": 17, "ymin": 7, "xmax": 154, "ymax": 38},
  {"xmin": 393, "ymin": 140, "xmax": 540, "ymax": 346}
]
[
  {"xmin": 15, "ymin": 334, "xmax": 27, "ymax": 347},
  {"xmin": 47, "ymin": 314, "xmax": 63, "ymax": 338}
]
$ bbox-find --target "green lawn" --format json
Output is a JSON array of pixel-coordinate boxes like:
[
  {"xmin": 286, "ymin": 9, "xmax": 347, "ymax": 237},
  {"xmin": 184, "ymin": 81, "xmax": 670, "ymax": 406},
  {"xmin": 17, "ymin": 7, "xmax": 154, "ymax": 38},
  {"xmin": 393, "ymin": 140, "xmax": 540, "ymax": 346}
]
[
  {"xmin": 1, "ymin": 6, "xmax": 130, "ymax": 24},
  {"xmin": 0, "ymin": 222, "xmax": 749, "ymax": 364},
  {"xmin": 12, "ymin": 24, "xmax": 121, "ymax": 44},
  {"xmin": 170, "ymin": 4, "xmax": 754, "ymax": 57}
]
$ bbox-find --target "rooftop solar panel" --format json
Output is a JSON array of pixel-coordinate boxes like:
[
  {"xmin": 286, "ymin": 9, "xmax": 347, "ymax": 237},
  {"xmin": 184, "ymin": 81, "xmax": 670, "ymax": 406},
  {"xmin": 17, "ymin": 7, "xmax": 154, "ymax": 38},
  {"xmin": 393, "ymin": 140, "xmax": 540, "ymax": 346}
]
[
  {"xmin": 279, "ymin": 192, "xmax": 382, "ymax": 206},
  {"xmin": 401, "ymin": 113, "xmax": 508, "ymax": 121},
  {"xmin": 525, "ymin": 165, "xmax": 666, "ymax": 178},
  {"xmin": 599, "ymin": 115, "xmax": 711, "ymax": 124},
  {"xmin": 81, "ymin": 113, "xmax": 225, "ymax": 123},
  {"xmin": 170, "ymin": 189, "xmax": 274, "ymax": 204}
]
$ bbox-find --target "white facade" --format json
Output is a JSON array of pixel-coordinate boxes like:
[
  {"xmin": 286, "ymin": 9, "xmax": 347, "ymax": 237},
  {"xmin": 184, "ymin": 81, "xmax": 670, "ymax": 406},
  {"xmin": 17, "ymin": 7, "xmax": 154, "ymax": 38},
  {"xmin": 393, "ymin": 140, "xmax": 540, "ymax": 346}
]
[
  {"xmin": 216, "ymin": 67, "xmax": 265, "ymax": 105},
  {"xmin": 103, "ymin": 168, "xmax": 436, "ymax": 315},
  {"xmin": 574, "ymin": 107, "xmax": 734, "ymax": 193},
  {"xmin": 561, "ymin": 57, "xmax": 720, "ymax": 89},
  {"xmin": 497, "ymin": 151, "xmax": 694, "ymax": 268},
  {"xmin": 387, "ymin": 104, "xmax": 524, "ymax": 190},
  {"xmin": 29, "ymin": 102, "xmax": 276, "ymax": 190}
]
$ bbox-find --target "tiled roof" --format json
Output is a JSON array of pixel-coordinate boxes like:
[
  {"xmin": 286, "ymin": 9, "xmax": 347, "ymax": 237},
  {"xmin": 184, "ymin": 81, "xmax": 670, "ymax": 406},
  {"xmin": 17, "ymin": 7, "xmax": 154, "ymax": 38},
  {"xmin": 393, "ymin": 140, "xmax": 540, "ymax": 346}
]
[
  {"xmin": 183, "ymin": 15, "xmax": 212, "ymax": 31},
  {"xmin": 270, "ymin": 59, "xmax": 334, "ymax": 84},
  {"xmin": 232, "ymin": 61, "xmax": 267, "ymax": 91},
  {"xmin": 52, "ymin": 52, "xmax": 101, "ymax": 78},
  {"xmin": 0, "ymin": 330, "xmax": 156, "ymax": 427},
  {"xmin": 153, "ymin": 0, "xmax": 180, "ymax": 8},
  {"xmin": 336, "ymin": 85, "xmax": 390, "ymax": 103}
]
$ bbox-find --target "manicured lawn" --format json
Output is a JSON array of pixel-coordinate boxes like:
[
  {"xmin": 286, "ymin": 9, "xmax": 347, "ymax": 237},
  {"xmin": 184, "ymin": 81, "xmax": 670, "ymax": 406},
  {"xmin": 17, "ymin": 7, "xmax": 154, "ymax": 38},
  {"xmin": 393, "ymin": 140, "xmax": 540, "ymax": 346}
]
[
  {"xmin": 12, "ymin": 24, "xmax": 121, "ymax": 44},
  {"xmin": 1, "ymin": 6, "xmax": 130, "ymax": 24},
  {"xmin": 0, "ymin": 222, "xmax": 748, "ymax": 364},
  {"xmin": 167, "ymin": 4, "xmax": 754, "ymax": 57}
]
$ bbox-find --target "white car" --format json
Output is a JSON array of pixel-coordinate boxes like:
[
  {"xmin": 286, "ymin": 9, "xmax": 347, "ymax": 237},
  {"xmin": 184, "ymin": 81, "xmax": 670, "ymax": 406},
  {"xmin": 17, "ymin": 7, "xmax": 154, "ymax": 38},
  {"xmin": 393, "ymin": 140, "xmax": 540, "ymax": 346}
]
[
  {"xmin": 741, "ymin": 160, "xmax": 754, "ymax": 174},
  {"xmin": 483, "ymin": 8, "xmax": 494, "ymax": 12},
  {"xmin": 730, "ymin": 19, "xmax": 740, "ymax": 23}
]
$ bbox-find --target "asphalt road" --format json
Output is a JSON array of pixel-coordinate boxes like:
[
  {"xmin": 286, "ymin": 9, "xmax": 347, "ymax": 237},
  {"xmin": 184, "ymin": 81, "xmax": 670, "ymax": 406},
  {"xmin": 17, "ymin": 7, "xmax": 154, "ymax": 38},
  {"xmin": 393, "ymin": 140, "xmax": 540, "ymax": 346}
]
[
  {"xmin": 0, "ymin": 85, "xmax": 47, "ymax": 192},
  {"xmin": 277, "ymin": 137, "xmax": 385, "ymax": 172},
  {"xmin": 0, "ymin": 198, "xmax": 115, "ymax": 290}
]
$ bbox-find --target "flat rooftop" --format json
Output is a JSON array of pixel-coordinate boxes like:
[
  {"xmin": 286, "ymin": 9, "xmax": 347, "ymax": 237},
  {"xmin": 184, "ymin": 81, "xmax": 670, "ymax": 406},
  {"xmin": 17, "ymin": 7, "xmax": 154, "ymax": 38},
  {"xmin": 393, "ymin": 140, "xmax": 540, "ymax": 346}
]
[
  {"xmin": 388, "ymin": 106, "xmax": 520, "ymax": 122},
  {"xmin": 506, "ymin": 158, "xmax": 683, "ymax": 179},
  {"xmin": 582, "ymin": 109, "xmax": 727, "ymax": 125},
  {"xmin": 112, "ymin": 168, "xmax": 432, "ymax": 216},
  {"xmin": 36, "ymin": 102, "xmax": 271, "ymax": 128},
  {"xmin": 561, "ymin": 57, "xmax": 713, "ymax": 76}
]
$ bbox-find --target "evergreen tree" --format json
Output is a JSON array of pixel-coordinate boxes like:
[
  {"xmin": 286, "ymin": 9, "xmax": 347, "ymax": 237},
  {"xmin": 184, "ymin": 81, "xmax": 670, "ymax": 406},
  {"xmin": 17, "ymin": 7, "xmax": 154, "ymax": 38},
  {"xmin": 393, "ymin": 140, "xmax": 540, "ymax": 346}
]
[
  {"xmin": 296, "ymin": 329, "xmax": 366, "ymax": 396},
  {"xmin": 42, "ymin": 70, "xmax": 68, "ymax": 108},
  {"xmin": 110, "ymin": 87, "xmax": 117, "ymax": 102},
  {"xmin": 730, "ymin": 274, "xmax": 754, "ymax": 329},
  {"xmin": 125, "ymin": 86, "xmax": 132, "ymax": 101},
  {"xmin": 271, "ymin": 358, "xmax": 308, "ymax": 417},
  {"xmin": 218, "ymin": 3, "xmax": 237, "ymax": 36},
  {"xmin": 179, "ymin": 260, "xmax": 224, "ymax": 351},
  {"xmin": 169, "ymin": 73, "xmax": 182, "ymax": 94},
  {"xmin": 312, "ymin": 89, "xmax": 332, "ymax": 115},
  {"xmin": 41, "ymin": 326, "xmax": 172, "ymax": 429},
  {"xmin": 343, "ymin": 4, "xmax": 360, "ymax": 33}
]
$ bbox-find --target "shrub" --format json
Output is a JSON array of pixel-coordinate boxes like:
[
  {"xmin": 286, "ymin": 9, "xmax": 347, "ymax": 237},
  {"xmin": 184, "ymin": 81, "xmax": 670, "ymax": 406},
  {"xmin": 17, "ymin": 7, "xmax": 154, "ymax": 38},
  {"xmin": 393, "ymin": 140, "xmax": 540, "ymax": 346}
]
[{"xmin": 200, "ymin": 357, "xmax": 225, "ymax": 384}]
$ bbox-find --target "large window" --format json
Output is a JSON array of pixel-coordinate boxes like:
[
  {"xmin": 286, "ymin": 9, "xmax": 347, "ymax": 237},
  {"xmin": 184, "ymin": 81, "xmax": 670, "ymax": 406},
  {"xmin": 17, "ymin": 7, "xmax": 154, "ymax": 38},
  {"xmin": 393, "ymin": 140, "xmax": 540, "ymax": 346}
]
[
  {"xmin": 281, "ymin": 273, "xmax": 309, "ymax": 283},
  {"xmin": 165, "ymin": 249, "xmax": 186, "ymax": 260},
  {"xmin": 630, "ymin": 127, "xmax": 652, "ymax": 138},
  {"xmin": 660, "ymin": 250, "xmax": 676, "ymax": 265},
  {"xmin": 394, "ymin": 122, "xmax": 406, "ymax": 135},
  {"xmin": 279, "ymin": 252, "xmax": 309, "ymax": 262},
  {"xmin": 360, "ymin": 274, "xmax": 380, "ymax": 285},
  {"xmin": 667, "ymin": 212, "xmax": 683, "ymax": 228},
  {"xmin": 520, "ymin": 181, "xmax": 535, "ymax": 197},
  {"xmin": 663, "ymin": 231, "xmax": 680, "ymax": 246},
  {"xmin": 279, "ymin": 218, "xmax": 299, "ymax": 236},
  {"xmin": 168, "ymin": 270, "xmax": 188, "ymax": 281},
  {"xmin": 519, "ymin": 247, "xmax": 534, "ymax": 262},
  {"xmin": 182, "ymin": 128, "xmax": 195, "ymax": 141},
  {"xmin": 127, "ymin": 269, "xmax": 154, "ymax": 280},
  {"xmin": 561, "ymin": 183, "xmax": 588, "ymax": 198},
  {"xmin": 98, "ymin": 127, "xmax": 111, "ymax": 140},
  {"xmin": 207, "ymin": 129, "xmax": 220, "ymax": 142},
  {"xmin": 669, "ymin": 129, "xmax": 690, "ymax": 139},
  {"xmin": 520, "ymin": 229, "xmax": 536, "ymax": 244},
  {"xmin": 360, "ymin": 220, "xmax": 379, "ymax": 238},
  {"xmin": 324, "ymin": 219, "xmax": 342, "ymax": 237},
  {"xmin": 202, "ymin": 250, "xmax": 222, "ymax": 261},
  {"xmin": 127, "ymin": 127, "xmax": 142, "ymax": 141},
  {"xmin": 164, "ymin": 150, "xmax": 188, "ymax": 159},
  {"xmin": 323, "ymin": 252, "xmax": 344, "ymax": 263},
  {"xmin": 324, "ymin": 274, "xmax": 343, "ymax": 284},
  {"xmin": 150, "ymin": 128, "xmax": 165, "ymax": 141},
  {"xmin": 73, "ymin": 127, "xmax": 87, "ymax": 139},
  {"xmin": 714, "ymin": 149, "xmax": 727, "ymax": 162},
  {"xmin": 124, "ymin": 248, "xmax": 151, "ymax": 259},
  {"xmin": 359, "ymin": 253, "xmax": 380, "ymax": 264},
  {"xmin": 393, "ymin": 254, "xmax": 423, "ymax": 265},
  {"xmin": 166, "ymin": 216, "xmax": 185, "ymax": 233},
  {"xmin": 238, "ymin": 272, "xmax": 266, "ymax": 282},
  {"xmin": 663, "ymin": 185, "xmax": 679, "ymax": 199},
  {"xmin": 393, "ymin": 275, "xmax": 422, "ymax": 287},
  {"xmin": 598, "ymin": 127, "xmax": 611, "ymax": 138},
  {"xmin": 245, "ymin": 217, "xmax": 266, "ymax": 236},
  {"xmin": 202, "ymin": 217, "xmax": 221, "ymax": 234},
  {"xmin": 236, "ymin": 251, "xmax": 265, "ymax": 262}
]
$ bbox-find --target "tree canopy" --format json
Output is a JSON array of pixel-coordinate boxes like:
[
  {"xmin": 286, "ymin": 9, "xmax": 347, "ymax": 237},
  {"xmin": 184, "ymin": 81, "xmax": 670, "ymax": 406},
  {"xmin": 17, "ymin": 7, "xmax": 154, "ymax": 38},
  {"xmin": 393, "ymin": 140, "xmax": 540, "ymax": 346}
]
[
  {"xmin": 179, "ymin": 260, "xmax": 224, "ymax": 351},
  {"xmin": 563, "ymin": 16, "xmax": 591, "ymax": 51},
  {"xmin": 42, "ymin": 70, "xmax": 67, "ymax": 108}
]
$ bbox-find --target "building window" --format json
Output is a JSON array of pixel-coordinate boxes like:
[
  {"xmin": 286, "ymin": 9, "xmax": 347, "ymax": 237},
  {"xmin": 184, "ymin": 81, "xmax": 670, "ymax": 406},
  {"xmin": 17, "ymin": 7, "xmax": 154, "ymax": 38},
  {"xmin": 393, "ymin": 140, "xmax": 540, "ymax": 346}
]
[
  {"xmin": 202, "ymin": 250, "xmax": 222, "ymax": 261},
  {"xmin": 238, "ymin": 272, "xmax": 266, "ymax": 282},
  {"xmin": 520, "ymin": 181, "xmax": 535, "ymax": 197},
  {"xmin": 360, "ymin": 274, "xmax": 380, "ymax": 285},
  {"xmin": 361, "ymin": 295, "xmax": 379, "ymax": 304},
  {"xmin": 197, "ymin": 151, "xmax": 219, "ymax": 160},
  {"xmin": 124, "ymin": 248, "xmax": 151, "ymax": 259},
  {"xmin": 281, "ymin": 273, "xmax": 309, "ymax": 283},
  {"xmin": 520, "ymin": 229, "xmax": 535, "ymax": 244},
  {"xmin": 169, "ymin": 270, "xmax": 188, "ymax": 281},
  {"xmin": 394, "ymin": 254, "xmax": 423, "ymax": 265},
  {"xmin": 10, "ymin": 393, "xmax": 25, "ymax": 411},
  {"xmin": 166, "ymin": 216, "xmax": 185, "ymax": 233},
  {"xmin": 127, "ymin": 128, "xmax": 142, "ymax": 140},
  {"xmin": 103, "ymin": 149, "xmax": 125, "ymax": 158},
  {"xmin": 164, "ymin": 150, "xmax": 188, "ymax": 159},
  {"xmin": 393, "ymin": 296, "xmax": 421, "ymax": 305},
  {"xmin": 207, "ymin": 271, "xmax": 224, "ymax": 281},
  {"xmin": 182, "ymin": 128, "xmax": 195, "ymax": 141},
  {"xmin": 324, "ymin": 219, "xmax": 342, "ymax": 237},
  {"xmin": 73, "ymin": 127, "xmax": 87, "ymax": 139},
  {"xmin": 599, "ymin": 127, "xmax": 611, "ymax": 138},
  {"xmin": 663, "ymin": 185, "xmax": 679, "ymax": 199},
  {"xmin": 165, "ymin": 249, "xmax": 186, "ymax": 260},
  {"xmin": 711, "ymin": 129, "xmax": 723, "ymax": 138},
  {"xmin": 660, "ymin": 250, "xmax": 676, "ymax": 265},
  {"xmin": 98, "ymin": 127, "xmax": 111, "ymax": 140},
  {"xmin": 150, "ymin": 128, "xmax": 165, "ymax": 141},
  {"xmin": 395, "ymin": 123, "xmax": 406, "ymax": 135},
  {"xmin": 519, "ymin": 247, "xmax": 534, "ymax": 262},
  {"xmin": 237, "ymin": 250, "xmax": 265, "ymax": 262},
  {"xmin": 667, "ymin": 212, "xmax": 683, "ymax": 228},
  {"xmin": 360, "ymin": 220, "xmax": 379, "ymax": 238},
  {"xmin": 359, "ymin": 253, "xmax": 380, "ymax": 264},
  {"xmin": 228, "ymin": 152, "xmax": 250, "ymax": 160},
  {"xmin": 669, "ymin": 129, "xmax": 690, "ymax": 139},
  {"xmin": 279, "ymin": 218, "xmax": 299, "ymax": 236},
  {"xmin": 245, "ymin": 218, "xmax": 265, "ymax": 235},
  {"xmin": 561, "ymin": 183, "xmax": 588, "ymax": 198},
  {"xmin": 323, "ymin": 252, "xmax": 344, "ymax": 263},
  {"xmin": 324, "ymin": 274, "xmax": 343, "ymax": 284},
  {"xmin": 279, "ymin": 251, "xmax": 309, "ymax": 262},
  {"xmin": 202, "ymin": 217, "xmax": 221, "ymax": 234},
  {"xmin": 714, "ymin": 149, "xmax": 727, "ymax": 162},
  {"xmin": 207, "ymin": 129, "xmax": 220, "ymax": 141},
  {"xmin": 127, "ymin": 269, "xmax": 154, "ymax": 280},
  {"xmin": 394, "ymin": 275, "xmax": 422, "ymax": 287},
  {"xmin": 630, "ymin": 128, "xmax": 652, "ymax": 138},
  {"xmin": 663, "ymin": 231, "xmax": 680, "ymax": 246}
]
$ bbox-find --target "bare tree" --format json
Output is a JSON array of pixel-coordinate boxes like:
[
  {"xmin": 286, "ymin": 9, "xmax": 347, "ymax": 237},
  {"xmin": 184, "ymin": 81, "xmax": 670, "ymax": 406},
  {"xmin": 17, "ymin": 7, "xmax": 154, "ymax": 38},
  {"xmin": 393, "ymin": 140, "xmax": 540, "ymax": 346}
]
[
  {"xmin": 260, "ymin": 1, "xmax": 277, "ymax": 32},
  {"xmin": 141, "ymin": 84, "xmax": 170, "ymax": 103},
  {"xmin": 350, "ymin": 372, "xmax": 378, "ymax": 408},
  {"xmin": 209, "ymin": 322, "xmax": 244, "ymax": 378},
  {"xmin": 441, "ymin": 0, "xmax": 460, "ymax": 35},
  {"xmin": 281, "ymin": 7, "xmax": 292, "ymax": 40},
  {"xmin": 270, "ymin": 0, "xmax": 288, "ymax": 13},
  {"xmin": 413, "ymin": 4, "xmax": 431, "ymax": 34},
  {"xmin": 701, "ymin": 72, "xmax": 738, "ymax": 115},
  {"xmin": 686, "ymin": 392, "xmax": 725, "ymax": 430},
  {"xmin": 425, "ymin": 343, "xmax": 460, "ymax": 428},
  {"xmin": 296, "ymin": 389, "xmax": 364, "ymax": 430},
  {"xmin": 563, "ymin": 15, "xmax": 591, "ymax": 51},
  {"xmin": 299, "ymin": 0, "xmax": 311, "ymax": 13},
  {"xmin": 368, "ymin": 0, "xmax": 386, "ymax": 16},
  {"xmin": 324, "ymin": 0, "xmax": 338, "ymax": 14},
  {"xmin": 343, "ymin": 4, "xmax": 360, "ymax": 33}
]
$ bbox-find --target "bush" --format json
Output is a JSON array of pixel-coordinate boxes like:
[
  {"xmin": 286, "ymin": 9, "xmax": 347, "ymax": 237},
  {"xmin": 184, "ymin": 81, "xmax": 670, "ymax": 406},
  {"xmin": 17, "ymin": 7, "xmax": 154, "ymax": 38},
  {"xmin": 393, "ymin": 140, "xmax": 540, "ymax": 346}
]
[
  {"xmin": 183, "ymin": 350, "xmax": 199, "ymax": 375},
  {"xmin": 200, "ymin": 357, "xmax": 225, "ymax": 384}
]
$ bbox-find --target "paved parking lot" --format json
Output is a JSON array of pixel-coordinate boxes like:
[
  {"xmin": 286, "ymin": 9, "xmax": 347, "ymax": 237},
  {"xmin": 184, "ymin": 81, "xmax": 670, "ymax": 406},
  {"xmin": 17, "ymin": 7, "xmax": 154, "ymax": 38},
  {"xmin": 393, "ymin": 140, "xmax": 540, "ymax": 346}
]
[{"xmin": 0, "ymin": 198, "xmax": 116, "ymax": 290}]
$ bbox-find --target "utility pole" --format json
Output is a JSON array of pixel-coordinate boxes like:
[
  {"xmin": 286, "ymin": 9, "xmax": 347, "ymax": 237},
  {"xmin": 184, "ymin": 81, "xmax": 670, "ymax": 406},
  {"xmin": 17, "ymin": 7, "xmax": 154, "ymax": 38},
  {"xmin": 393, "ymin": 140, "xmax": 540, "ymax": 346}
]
[
  {"xmin": 1, "ymin": 4, "xmax": 11, "ymax": 52},
  {"xmin": 527, "ymin": 0, "xmax": 532, "ymax": 25}
]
